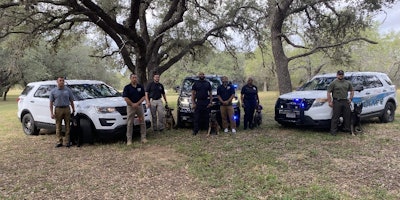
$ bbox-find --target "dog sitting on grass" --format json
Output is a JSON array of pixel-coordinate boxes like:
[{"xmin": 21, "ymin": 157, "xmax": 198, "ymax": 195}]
[
  {"xmin": 351, "ymin": 103, "xmax": 363, "ymax": 135},
  {"xmin": 164, "ymin": 105, "xmax": 176, "ymax": 130},
  {"xmin": 253, "ymin": 105, "xmax": 263, "ymax": 128},
  {"xmin": 207, "ymin": 110, "xmax": 220, "ymax": 136}
]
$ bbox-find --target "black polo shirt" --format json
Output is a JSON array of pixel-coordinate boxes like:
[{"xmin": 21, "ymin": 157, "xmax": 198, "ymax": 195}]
[
  {"xmin": 241, "ymin": 84, "xmax": 258, "ymax": 104},
  {"xmin": 145, "ymin": 81, "xmax": 165, "ymax": 100},
  {"xmin": 122, "ymin": 83, "xmax": 145, "ymax": 103},
  {"xmin": 192, "ymin": 80, "xmax": 211, "ymax": 106},
  {"xmin": 217, "ymin": 84, "xmax": 235, "ymax": 103}
]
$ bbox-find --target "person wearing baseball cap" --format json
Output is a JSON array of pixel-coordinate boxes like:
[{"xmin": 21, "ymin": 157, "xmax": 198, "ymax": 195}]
[{"xmin": 327, "ymin": 70, "xmax": 354, "ymax": 136}]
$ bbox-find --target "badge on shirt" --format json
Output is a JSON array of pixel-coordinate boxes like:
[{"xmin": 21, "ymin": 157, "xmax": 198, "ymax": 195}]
[
  {"xmin": 137, "ymin": 88, "xmax": 142, "ymax": 92},
  {"xmin": 253, "ymin": 87, "xmax": 256, "ymax": 90},
  {"xmin": 227, "ymin": 86, "xmax": 231, "ymax": 90},
  {"xmin": 159, "ymin": 86, "xmax": 162, "ymax": 90}
]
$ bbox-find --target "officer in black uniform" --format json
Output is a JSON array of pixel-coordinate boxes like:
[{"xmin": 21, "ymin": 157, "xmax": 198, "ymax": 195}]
[
  {"xmin": 241, "ymin": 77, "xmax": 259, "ymax": 130},
  {"xmin": 191, "ymin": 72, "xmax": 213, "ymax": 135}
]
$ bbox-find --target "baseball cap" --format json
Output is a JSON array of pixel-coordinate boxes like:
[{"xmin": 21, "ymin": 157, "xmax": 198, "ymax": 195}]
[{"xmin": 337, "ymin": 70, "xmax": 344, "ymax": 75}]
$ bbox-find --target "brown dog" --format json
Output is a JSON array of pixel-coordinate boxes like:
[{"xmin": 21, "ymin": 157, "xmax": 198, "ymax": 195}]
[
  {"xmin": 164, "ymin": 105, "xmax": 175, "ymax": 130},
  {"xmin": 207, "ymin": 110, "xmax": 220, "ymax": 136}
]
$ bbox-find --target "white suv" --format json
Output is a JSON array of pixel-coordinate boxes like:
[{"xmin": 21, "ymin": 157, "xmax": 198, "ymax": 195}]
[
  {"xmin": 17, "ymin": 80, "xmax": 151, "ymax": 142},
  {"xmin": 275, "ymin": 72, "xmax": 397, "ymax": 127}
]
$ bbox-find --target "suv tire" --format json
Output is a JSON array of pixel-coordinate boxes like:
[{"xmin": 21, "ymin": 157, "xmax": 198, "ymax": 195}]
[
  {"xmin": 80, "ymin": 118, "xmax": 94, "ymax": 144},
  {"xmin": 22, "ymin": 113, "xmax": 39, "ymax": 135},
  {"xmin": 379, "ymin": 102, "xmax": 395, "ymax": 123}
]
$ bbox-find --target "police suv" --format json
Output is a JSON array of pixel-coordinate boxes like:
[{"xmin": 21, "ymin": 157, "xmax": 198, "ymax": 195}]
[
  {"xmin": 17, "ymin": 80, "xmax": 151, "ymax": 142},
  {"xmin": 177, "ymin": 75, "xmax": 241, "ymax": 127},
  {"xmin": 275, "ymin": 72, "xmax": 397, "ymax": 127}
]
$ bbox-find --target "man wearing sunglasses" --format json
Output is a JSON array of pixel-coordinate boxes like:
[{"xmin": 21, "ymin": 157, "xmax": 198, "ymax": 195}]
[{"xmin": 327, "ymin": 70, "xmax": 354, "ymax": 136}]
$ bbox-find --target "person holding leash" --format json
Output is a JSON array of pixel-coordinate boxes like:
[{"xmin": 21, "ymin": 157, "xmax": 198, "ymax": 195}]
[
  {"xmin": 123, "ymin": 73, "xmax": 147, "ymax": 145},
  {"xmin": 191, "ymin": 72, "xmax": 213, "ymax": 135},
  {"xmin": 49, "ymin": 76, "xmax": 75, "ymax": 148},
  {"xmin": 145, "ymin": 73, "xmax": 168, "ymax": 132},
  {"xmin": 327, "ymin": 70, "xmax": 354, "ymax": 136},
  {"xmin": 241, "ymin": 77, "xmax": 259, "ymax": 130},
  {"xmin": 217, "ymin": 76, "xmax": 237, "ymax": 134}
]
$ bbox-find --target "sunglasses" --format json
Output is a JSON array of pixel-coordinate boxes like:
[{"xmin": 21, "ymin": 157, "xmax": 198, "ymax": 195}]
[{"xmin": 338, "ymin": 73, "xmax": 344, "ymax": 75}]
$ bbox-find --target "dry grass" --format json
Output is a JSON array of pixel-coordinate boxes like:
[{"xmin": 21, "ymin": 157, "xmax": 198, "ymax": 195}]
[{"xmin": 1, "ymin": 90, "xmax": 400, "ymax": 199}]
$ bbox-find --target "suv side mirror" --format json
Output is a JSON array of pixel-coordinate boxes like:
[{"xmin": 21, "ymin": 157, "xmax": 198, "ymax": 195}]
[{"xmin": 354, "ymin": 85, "xmax": 364, "ymax": 92}]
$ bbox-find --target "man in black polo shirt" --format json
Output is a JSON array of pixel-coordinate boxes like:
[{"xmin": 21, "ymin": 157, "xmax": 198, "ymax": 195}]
[
  {"xmin": 217, "ymin": 76, "xmax": 236, "ymax": 134},
  {"xmin": 191, "ymin": 72, "xmax": 213, "ymax": 135},
  {"xmin": 145, "ymin": 73, "xmax": 168, "ymax": 132},
  {"xmin": 327, "ymin": 70, "xmax": 354, "ymax": 136},
  {"xmin": 123, "ymin": 73, "xmax": 147, "ymax": 145}
]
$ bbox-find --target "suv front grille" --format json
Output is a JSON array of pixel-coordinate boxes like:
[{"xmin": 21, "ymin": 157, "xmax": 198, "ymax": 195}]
[
  {"xmin": 276, "ymin": 98, "xmax": 314, "ymax": 111},
  {"xmin": 115, "ymin": 104, "xmax": 147, "ymax": 116},
  {"xmin": 116, "ymin": 106, "xmax": 127, "ymax": 115}
]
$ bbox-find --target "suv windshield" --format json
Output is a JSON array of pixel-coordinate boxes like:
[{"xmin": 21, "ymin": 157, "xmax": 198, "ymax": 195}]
[
  {"xmin": 69, "ymin": 84, "xmax": 121, "ymax": 100},
  {"xmin": 181, "ymin": 77, "xmax": 221, "ymax": 94},
  {"xmin": 298, "ymin": 76, "xmax": 364, "ymax": 91}
]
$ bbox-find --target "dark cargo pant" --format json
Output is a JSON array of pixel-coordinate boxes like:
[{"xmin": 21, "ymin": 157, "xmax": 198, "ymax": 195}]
[{"xmin": 330, "ymin": 99, "xmax": 351, "ymax": 134}]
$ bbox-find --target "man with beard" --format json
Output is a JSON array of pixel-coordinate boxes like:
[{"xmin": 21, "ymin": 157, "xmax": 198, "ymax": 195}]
[
  {"xmin": 327, "ymin": 70, "xmax": 354, "ymax": 136},
  {"xmin": 191, "ymin": 72, "xmax": 213, "ymax": 135}
]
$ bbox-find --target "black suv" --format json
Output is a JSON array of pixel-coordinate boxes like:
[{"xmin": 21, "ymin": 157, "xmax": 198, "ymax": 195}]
[{"xmin": 176, "ymin": 75, "xmax": 240, "ymax": 127}]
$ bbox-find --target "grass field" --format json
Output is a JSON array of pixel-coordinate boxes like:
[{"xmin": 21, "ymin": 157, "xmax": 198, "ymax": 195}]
[{"xmin": 1, "ymin": 89, "xmax": 400, "ymax": 199}]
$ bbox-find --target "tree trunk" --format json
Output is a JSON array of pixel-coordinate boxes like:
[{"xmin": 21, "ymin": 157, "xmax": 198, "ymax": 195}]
[{"xmin": 270, "ymin": 0, "xmax": 293, "ymax": 95}]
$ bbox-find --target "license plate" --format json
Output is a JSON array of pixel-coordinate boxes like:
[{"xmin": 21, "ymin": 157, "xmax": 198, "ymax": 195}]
[{"xmin": 286, "ymin": 112, "xmax": 296, "ymax": 118}]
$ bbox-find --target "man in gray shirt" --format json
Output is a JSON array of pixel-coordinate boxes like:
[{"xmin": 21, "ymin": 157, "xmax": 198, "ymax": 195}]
[{"xmin": 50, "ymin": 77, "xmax": 75, "ymax": 147}]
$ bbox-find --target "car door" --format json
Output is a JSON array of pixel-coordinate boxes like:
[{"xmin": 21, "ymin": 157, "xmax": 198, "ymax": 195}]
[
  {"xmin": 361, "ymin": 75, "xmax": 385, "ymax": 114},
  {"xmin": 32, "ymin": 85, "xmax": 56, "ymax": 124}
]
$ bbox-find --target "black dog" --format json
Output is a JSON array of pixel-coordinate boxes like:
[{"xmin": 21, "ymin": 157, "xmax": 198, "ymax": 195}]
[
  {"xmin": 69, "ymin": 114, "xmax": 82, "ymax": 147},
  {"xmin": 207, "ymin": 110, "xmax": 220, "ymax": 136},
  {"xmin": 351, "ymin": 103, "xmax": 363, "ymax": 135},
  {"xmin": 253, "ymin": 105, "xmax": 263, "ymax": 127}
]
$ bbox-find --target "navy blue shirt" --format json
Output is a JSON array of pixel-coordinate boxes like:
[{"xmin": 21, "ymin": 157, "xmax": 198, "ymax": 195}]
[
  {"xmin": 241, "ymin": 84, "xmax": 258, "ymax": 104},
  {"xmin": 145, "ymin": 82, "xmax": 165, "ymax": 100},
  {"xmin": 123, "ymin": 83, "xmax": 145, "ymax": 103},
  {"xmin": 217, "ymin": 84, "xmax": 235, "ymax": 104},
  {"xmin": 192, "ymin": 80, "xmax": 211, "ymax": 106}
]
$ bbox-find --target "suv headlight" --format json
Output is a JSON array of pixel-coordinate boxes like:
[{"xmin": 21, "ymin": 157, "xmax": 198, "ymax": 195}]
[
  {"xmin": 232, "ymin": 97, "xmax": 239, "ymax": 107},
  {"xmin": 312, "ymin": 98, "xmax": 328, "ymax": 107},
  {"xmin": 179, "ymin": 97, "xmax": 191, "ymax": 107},
  {"xmin": 97, "ymin": 107, "xmax": 117, "ymax": 113}
]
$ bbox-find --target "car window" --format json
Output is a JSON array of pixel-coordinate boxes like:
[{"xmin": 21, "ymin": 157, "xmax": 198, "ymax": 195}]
[
  {"xmin": 348, "ymin": 76, "xmax": 364, "ymax": 89},
  {"xmin": 381, "ymin": 74, "xmax": 393, "ymax": 85},
  {"xmin": 69, "ymin": 84, "xmax": 121, "ymax": 100},
  {"xmin": 33, "ymin": 85, "xmax": 56, "ymax": 98},
  {"xmin": 363, "ymin": 75, "xmax": 383, "ymax": 89},
  {"xmin": 297, "ymin": 77, "xmax": 336, "ymax": 91},
  {"xmin": 180, "ymin": 77, "xmax": 222, "ymax": 94},
  {"xmin": 181, "ymin": 79, "xmax": 195, "ymax": 94},
  {"xmin": 20, "ymin": 85, "xmax": 34, "ymax": 96}
]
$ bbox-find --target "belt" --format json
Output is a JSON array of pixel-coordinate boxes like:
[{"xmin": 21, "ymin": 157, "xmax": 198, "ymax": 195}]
[
  {"xmin": 150, "ymin": 98, "xmax": 161, "ymax": 101},
  {"xmin": 333, "ymin": 98, "xmax": 347, "ymax": 101},
  {"xmin": 55, "ymin": 106, "xmax": 69, "ymax": 108}
]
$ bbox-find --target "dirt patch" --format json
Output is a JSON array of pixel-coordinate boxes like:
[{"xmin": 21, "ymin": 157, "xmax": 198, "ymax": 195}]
[{"xmin": 0, "ymin": 134, "xmax": 207, "ymax": 199}]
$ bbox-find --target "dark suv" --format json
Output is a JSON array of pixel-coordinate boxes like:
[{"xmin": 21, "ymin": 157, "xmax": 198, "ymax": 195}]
[{"xmin": 176, "ymin": 75, "xmax": 240, "ymax": 127}]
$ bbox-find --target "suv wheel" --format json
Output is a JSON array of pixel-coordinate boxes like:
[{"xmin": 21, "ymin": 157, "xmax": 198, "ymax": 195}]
[
  {"xmin": 21, "ymin": 113, "xmax": 39, "ymax": 135},
  {"xmin": 80, "ymin": 118, "xmax": 94, "ymax": 144},
  {"xmin": 379, "ymin": 102, "xmax": 395, "ymax": 123}
]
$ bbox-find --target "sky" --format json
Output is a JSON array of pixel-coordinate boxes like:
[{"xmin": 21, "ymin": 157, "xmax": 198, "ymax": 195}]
[{"xmin": 375, "ymin": 1, "xmax": 400, "ymax": 34}]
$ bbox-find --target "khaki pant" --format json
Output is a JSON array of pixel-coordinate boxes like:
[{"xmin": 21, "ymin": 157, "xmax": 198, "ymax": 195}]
[
  {"xmin": 220, "ymin": 105, "xmax": 236, "ymax": 129},
  {"xmin": 55, "ymin": 107, "xmax": 71, "ymax": 144},
  {"xmin": 126, "ymin": 105, "xmax": 146, "ymax": 142},
  {"xmin": 150, "ymin": 99, "xmax": 165, "ymax": 131}
]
